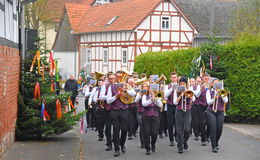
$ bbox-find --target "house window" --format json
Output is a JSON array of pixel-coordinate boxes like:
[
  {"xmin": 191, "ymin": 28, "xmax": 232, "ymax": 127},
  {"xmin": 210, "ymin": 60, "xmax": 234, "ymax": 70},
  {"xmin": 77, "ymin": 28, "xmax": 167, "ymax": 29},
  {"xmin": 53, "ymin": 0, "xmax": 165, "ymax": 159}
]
[
  {"xmin": 86, "ymin": 49, "xmax": 91, "ymax": 64},
  {"xmin": 162, "ymin": 17, "xmax": 169, "ymax": 30},
  {"xmin": 122, "ymin": 48, "xmax": 128, "ymax": 65},
  {"xmin": 103, "ymin": 48, "xmax": 108, "ymax": 64}
]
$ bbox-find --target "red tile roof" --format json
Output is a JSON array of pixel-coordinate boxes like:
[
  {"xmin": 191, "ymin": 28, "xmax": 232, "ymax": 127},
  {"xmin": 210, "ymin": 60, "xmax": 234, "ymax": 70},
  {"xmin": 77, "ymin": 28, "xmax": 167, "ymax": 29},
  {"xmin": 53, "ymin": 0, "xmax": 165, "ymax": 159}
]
[
  {"xmin": 65, "ymin": 0, "xmax": 162, "ymax": 34},
  {"xmin": 65, "ymin": 3, "xmax": 90, "ymax": 31}
]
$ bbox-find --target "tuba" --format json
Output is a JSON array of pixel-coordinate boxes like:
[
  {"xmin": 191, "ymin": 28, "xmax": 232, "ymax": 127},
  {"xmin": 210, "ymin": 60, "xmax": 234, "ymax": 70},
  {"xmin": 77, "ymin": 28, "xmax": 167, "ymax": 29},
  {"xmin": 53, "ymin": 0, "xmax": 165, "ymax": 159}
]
[
  {"xmin": 117, "ymin": 71, "xmax": 134, "ymax": 104},
  {"xmin": 94, "ymin": 71, "xmax": 105, "ymax": 81}
]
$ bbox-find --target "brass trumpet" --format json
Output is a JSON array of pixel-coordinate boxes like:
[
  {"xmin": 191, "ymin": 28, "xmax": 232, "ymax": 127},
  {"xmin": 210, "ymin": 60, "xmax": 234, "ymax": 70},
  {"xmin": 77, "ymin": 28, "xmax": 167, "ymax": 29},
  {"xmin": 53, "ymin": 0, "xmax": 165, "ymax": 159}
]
[{"xmin": 218, "ymin": 89, "xmax": 228, "ymax": 97}]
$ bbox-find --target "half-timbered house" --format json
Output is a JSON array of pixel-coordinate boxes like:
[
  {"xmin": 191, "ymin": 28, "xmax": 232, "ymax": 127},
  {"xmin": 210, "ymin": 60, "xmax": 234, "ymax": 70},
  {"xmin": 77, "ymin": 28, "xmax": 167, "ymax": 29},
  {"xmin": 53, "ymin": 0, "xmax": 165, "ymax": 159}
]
[
  {"xmin": 53, "ymin": 0, "xmax": 238, "ymax": 78},
  {"xmin": 53, "ymin": 0, "xmax": 198, "ymax": 77}
]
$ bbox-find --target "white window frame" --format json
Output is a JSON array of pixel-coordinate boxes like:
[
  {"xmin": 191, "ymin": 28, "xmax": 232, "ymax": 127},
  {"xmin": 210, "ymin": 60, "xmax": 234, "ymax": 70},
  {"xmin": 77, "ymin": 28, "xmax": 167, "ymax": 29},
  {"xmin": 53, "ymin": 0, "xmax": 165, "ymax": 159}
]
[
  {"xmin": 162, "ymin": 16, "xmax": 170, "ymax": 30},
  {"xmin": 122, "ymin": 48, "xmax": 128, "ymax": 66},
  {"xmin": 103, "ymin": 48, "xmax": 108, "ymax": 65},
  {"xmin": 86, "ymin": 48, "xmax": 91, "ymax": 64}
]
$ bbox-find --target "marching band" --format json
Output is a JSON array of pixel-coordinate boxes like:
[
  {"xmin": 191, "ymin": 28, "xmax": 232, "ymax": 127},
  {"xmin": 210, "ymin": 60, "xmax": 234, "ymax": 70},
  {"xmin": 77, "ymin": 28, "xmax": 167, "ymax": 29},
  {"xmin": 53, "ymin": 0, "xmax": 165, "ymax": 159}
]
[{"xmin": 80, "ymin": 70, "xmax": 229, "ymax": 156}]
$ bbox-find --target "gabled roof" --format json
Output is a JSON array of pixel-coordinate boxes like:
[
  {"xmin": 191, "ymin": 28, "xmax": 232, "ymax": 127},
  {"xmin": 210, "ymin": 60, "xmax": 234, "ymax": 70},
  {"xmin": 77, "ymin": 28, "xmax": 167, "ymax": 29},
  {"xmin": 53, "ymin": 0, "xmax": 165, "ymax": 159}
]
[
  {"xmin": 71, "ymin": 0, "xmax": 163, "ymax": 34},
  {"xmin": 65, "ymin": 3, "xmax": 90, "ymax": 31}
]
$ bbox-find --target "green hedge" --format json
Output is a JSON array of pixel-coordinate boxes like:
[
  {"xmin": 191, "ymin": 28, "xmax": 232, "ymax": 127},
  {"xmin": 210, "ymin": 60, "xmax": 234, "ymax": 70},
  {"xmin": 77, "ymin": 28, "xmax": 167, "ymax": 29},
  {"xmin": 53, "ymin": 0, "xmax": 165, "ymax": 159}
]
[
  {"xmin": 134, "ymin": 48, "xmax": 200, "ymax": 82},
  {"xmin": 134, "ymin": 35, "xmax": 260, "ymax": 123},
  {"xmin": 221, "ymin": 36, "xmax": 260, "ymax": 123}
]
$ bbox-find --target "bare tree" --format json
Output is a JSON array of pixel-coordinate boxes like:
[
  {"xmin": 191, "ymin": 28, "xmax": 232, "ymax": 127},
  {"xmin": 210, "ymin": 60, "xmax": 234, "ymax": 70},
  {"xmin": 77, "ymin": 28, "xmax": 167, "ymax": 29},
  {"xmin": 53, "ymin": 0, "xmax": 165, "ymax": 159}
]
[{"xmin": 229, "ymin": 0, "xmax": 259, "ymax": 37}]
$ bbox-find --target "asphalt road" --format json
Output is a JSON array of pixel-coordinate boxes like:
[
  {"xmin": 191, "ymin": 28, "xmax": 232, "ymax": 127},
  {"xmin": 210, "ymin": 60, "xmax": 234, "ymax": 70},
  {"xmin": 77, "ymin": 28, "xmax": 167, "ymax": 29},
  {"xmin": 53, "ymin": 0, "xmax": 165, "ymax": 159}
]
[{"xmin": 76, "ymin": 95, "xmax": 260, "ymax": 160}]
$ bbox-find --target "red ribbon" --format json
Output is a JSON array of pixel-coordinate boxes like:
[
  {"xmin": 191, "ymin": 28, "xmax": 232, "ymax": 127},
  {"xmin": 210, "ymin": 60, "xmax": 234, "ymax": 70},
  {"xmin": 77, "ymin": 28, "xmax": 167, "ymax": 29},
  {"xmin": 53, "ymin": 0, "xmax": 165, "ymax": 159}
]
[
  {"xmin": 68, "ymin": 97, "xmax": 76, "ymax": 117},
  {"xmin": 34, "ymin": 82, "xmax": 41, "ymax": 100},
  {"xmin": 49, "ymin": 52, "xmax": 55, "ymax": 77},
  {"xmin": 56, "ymin": 99, "xmax": 62, "ymax": 119},
  {"xmin": 50, "ymin": 82, "xmax": 55, "ymax": 93}
]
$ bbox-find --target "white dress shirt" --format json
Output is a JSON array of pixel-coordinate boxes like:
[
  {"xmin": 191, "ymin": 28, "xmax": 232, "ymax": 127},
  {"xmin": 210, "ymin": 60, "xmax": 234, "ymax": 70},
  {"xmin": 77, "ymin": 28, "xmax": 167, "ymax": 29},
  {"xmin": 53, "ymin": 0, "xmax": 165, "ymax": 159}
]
[
  {"xmin": 88, "ymin": 87, "xmax": 97, "ymax": 105},
  {"xmin": 173, "ymin": 90, "xmax": 196, "ymax": 105},
  {"xmin": 142, "ymin": 95, "xmax": 163, "ymax": 107},
  {"xmin": 206, "ymin": 89, "xmax": 228, "ymax": 105},
  {"xmin": 165, "ymin": 83, "xmax": 177, "ymax": 98},
  {"xmin": 84, "ymin": 85, "xmax": 93, "ymax": 97},
  {"xmin": 106, "ymin": 86, "xmax": 136, "ymax": 104}
]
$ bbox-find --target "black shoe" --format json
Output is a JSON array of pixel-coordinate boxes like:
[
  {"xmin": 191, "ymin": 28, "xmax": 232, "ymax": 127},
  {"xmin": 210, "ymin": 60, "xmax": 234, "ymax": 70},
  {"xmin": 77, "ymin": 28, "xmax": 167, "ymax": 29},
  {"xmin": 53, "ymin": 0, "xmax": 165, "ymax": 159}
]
[
  {"xmin": 106, "ymin": 145, "xmax": 112, "ymax": 151},
  {"xmin": 184, "ymin": 142, "xmax": 188, "ymax": 150},
  {"xmin": 152, "ymin": 145, "xmax": 156, "ymax": 152},
  {"xmin": 170, "ymin": 141, "xmax": 174, "ymax": 146},
  {"xmin": 178, "ymin": 149, "xmax": 183, "ymax": 153},
  {"xmin": 128, "ymin": 136, "xmax": 132, "ymax": 140},
  {"xmin": 146, "ymin": 149, "xmax": 151, "ymax": 155},
  {"xmin": 201, "ymin": 141, "xmax": 207, "ymax": 146},
  {"xmin": 121, "ymin": 146, "xmax": 126, "ymax": 153},
  {"xmin": 195, "ymin": 136, "xmax": 199, "ymax": 141},
  {"xmin": 114, "ymin": 150, "xmax": 120, "ymax": 157},
  {"xmin": 141, "ymin": 144, "xmax": 145, "ymax": 149},
  {"xmin": 159, "ymin": 134, "xmax": 163, "ymax": 138},
  {"xmin": 207, "ymin": 138, "xmax": 210, "ymax": 142},
  {"xmin": 98, "ymin": 137, "xmax": 103, "ymax": 141},
  {"xmin": 212, "ymin": 148, "xmax": 218, "ymax": 153},
  {"xmin": 216, "ymin": 145, "xmax": 219, "ymax": 150}
]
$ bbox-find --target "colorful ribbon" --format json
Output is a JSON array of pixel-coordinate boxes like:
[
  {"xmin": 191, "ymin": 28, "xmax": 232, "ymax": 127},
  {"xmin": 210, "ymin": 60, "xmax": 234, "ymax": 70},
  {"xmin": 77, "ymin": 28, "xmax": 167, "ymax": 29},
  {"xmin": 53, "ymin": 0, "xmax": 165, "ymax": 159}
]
[
  {"xmin": 68, "ymin": 97, "xmax": 76, "ymax": 116},
  {"xmin": 50, "ymin": 82, "xmax": 55, "ymax": 93},
  {"xmin": 42, "ymin": 63, "xmax": 45, "ymax": 82},
  {"xmin": 34, "ymin": 82, "xmax": 41, "ymax": 100},
  {"xmin": 41, "ymin": 100, "xmax": 50, "ymax": 122},
  {"xmin": 55, "ymin": 60, "xmax": 59, "ymax": 82},
  {"xmin": 56, "ymin": 99, "xmax": 62, "ymax": 119},
  {"xmin": 30, "ymin": 51, "xmax": 41, "ymax": 74},
  {"xmin": 49, "ymin": 52, "xmax": 55, "ymax": 77}
]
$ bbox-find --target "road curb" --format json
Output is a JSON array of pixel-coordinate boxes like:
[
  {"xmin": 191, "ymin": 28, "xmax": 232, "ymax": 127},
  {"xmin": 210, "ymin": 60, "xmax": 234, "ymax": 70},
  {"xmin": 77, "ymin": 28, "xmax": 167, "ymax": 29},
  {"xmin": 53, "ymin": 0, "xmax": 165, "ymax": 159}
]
[
  {"xmin": 71, "ymin": 128, "xmax": 82, "ymax": 160},
  {"xmin": 225, "ymin": 124, "xmax": 260, "ymax": 140}
]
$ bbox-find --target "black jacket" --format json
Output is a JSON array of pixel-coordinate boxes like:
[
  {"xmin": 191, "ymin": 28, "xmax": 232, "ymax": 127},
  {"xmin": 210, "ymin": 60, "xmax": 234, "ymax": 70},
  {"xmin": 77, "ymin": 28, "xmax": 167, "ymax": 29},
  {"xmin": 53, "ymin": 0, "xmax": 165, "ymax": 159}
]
[{"xmin": 64, "ymin": 79, "xmax": 78, "ymax": 96}]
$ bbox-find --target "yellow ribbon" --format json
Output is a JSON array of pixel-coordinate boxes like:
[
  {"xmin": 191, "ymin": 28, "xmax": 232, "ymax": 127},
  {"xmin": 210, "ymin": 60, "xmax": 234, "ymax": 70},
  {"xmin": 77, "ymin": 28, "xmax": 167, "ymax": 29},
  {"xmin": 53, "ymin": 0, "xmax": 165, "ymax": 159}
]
[{"xmin": 30, "ymin": 51, "xmax": 41, "ymax": 74}]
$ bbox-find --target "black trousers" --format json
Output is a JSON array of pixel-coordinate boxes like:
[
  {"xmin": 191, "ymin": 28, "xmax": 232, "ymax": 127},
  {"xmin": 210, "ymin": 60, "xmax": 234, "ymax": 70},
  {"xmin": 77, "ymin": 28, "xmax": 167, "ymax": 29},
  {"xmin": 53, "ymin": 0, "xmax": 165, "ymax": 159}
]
[
  {"xmin": 85, "ymin": 98, "xmax": 90, "ymax": 126},
  {"xmin": 137, "ymin": 112, "xmax": 145, "ymax": 146},
  {"xmin": 191, "ymin": 104, "xmax": 200, "ymax": 137},
  {"xmin": 104, "ymin": 110, "xmax": 112, "ymax": 146},
  {"xmin": 110, "ymin": 109, "xmax": 129, "ymax": 151},
  {"xmin": 192, "ymin": 104, "xmax": 208, "ymax": 141},
  {"xmin": 71, "ymin": 95, "xmax": 76, "ymax": 106},
  {"xmin": 96, "ymin": 109, "xmax": 105, "ymax": 138},
  {"xmin": 142, "ymin": 116, "xmax": 160, "ymax": 150},
  {"xmin": 167, "ymin": 104, "xmax": 176, "ymax": 142},
  {"xmin": 159, "ymin": 110, "xmax": 168, "ymax": 135},
  {"xmin": 175, "ymin": 109, "xmax": 191, "ymax": 150},
  {"xmin": 128, "ymin": 107, "xmax": 137, "ymax": 137},
  {"xmin": 207, "ymin": 109, "xmax": 224, "ymax": 149}
]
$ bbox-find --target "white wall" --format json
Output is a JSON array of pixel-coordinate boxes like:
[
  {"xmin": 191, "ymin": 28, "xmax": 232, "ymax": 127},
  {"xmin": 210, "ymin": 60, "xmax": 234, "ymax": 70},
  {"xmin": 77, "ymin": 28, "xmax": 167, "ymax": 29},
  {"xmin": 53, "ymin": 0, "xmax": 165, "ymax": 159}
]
[
  {"xmin": 80, "ymin": 31, "xmax": 135, "ymax": 73},
  {"xmin": 53, "ymin": 51, "xmax": 77, "ymax": 80},
  {"xmin": 0, "ymin": 0, "xmax": 18, "ymax": 43}
]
